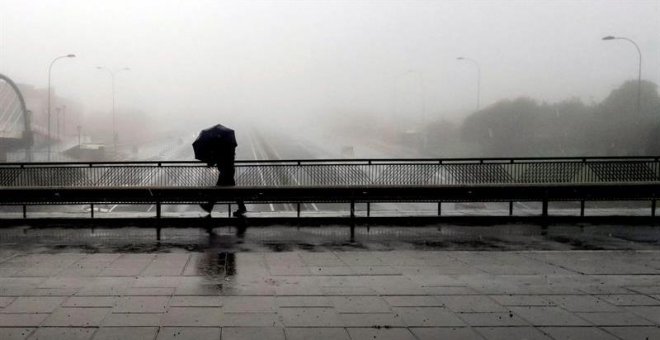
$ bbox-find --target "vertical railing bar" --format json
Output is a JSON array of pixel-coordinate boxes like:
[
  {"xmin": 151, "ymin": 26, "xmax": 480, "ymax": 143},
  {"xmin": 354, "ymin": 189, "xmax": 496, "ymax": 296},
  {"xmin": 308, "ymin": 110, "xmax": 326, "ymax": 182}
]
[{"xmin": 652, "ymin": 199, "xmax": 656, "ymax": 217}]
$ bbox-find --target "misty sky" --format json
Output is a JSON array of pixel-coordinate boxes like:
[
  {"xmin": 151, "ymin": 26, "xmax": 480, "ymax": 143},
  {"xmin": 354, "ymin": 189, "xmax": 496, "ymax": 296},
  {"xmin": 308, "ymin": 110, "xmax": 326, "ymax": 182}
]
[{"xmin": 1, "ymin": 0, "xmax": 658, "ymax": 131}]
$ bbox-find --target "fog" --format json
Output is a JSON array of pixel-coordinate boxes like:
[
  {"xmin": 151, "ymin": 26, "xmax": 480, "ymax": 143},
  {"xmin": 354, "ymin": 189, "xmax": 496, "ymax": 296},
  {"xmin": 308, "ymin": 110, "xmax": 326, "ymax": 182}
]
[{"xmin": 1, "ymin": 0, "xmax": 659, "ymax": 158}]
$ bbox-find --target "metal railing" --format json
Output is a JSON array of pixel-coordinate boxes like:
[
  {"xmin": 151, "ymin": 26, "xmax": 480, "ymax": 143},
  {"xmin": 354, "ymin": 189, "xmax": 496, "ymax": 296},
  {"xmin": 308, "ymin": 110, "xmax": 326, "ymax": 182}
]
[{"xmin": 1, "ymin": 156, "xmax": 659, "ymax": 188}]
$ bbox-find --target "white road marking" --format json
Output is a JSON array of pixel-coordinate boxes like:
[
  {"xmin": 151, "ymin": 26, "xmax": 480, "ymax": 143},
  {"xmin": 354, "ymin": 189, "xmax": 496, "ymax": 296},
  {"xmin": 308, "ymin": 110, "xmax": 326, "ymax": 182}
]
[
  {"xmin": 248, "ymin": 133, "xmax": 275, "ymax": 212},
  {"xmin": 267, "ymin": 140, "xmax": 319, "ymax": 212}
]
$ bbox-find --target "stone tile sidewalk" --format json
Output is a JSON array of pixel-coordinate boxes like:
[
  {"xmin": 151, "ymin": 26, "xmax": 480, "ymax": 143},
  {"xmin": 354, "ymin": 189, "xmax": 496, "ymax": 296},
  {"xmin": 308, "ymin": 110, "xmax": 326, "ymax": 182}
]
[{"xmin": 0, "ymin": 249, "xmax": 659, "ymax": 339}]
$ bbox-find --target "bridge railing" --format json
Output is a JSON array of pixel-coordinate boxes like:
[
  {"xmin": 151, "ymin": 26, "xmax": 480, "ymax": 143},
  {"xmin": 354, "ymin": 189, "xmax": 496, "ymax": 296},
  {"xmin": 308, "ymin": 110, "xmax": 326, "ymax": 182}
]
[{"xmin": 1, "ymin": 156, "xmax": 659, "ymax": 187}]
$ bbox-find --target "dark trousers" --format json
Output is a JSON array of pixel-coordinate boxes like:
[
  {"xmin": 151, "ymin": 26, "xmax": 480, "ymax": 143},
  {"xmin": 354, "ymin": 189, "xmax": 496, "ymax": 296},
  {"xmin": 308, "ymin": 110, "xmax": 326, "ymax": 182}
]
[{"xmin": 215, "ymin": 158, "xmax": 245, "ymax": 212}]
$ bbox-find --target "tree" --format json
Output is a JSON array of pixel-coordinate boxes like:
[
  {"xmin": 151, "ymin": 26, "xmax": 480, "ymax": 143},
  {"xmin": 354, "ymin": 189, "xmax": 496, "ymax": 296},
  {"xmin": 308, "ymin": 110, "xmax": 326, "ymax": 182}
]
[{"xmin": 593, "ymin": 80, "xmax": 660, "ymax": 155}]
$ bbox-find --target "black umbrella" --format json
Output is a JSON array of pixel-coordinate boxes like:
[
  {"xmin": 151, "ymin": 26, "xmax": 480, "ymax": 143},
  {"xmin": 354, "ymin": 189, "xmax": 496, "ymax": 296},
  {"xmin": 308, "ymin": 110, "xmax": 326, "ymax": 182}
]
[{"xmin": 192, "ymin": 124, "xmax": 237, "ymax": 163}]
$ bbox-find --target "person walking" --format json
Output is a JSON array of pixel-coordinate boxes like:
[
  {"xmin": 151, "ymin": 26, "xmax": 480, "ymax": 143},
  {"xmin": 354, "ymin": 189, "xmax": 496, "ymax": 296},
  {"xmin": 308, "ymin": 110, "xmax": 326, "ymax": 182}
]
[
  {"xmin": 200, "ymin": 144, "xmax": 246, "ymax": 216},
  {"xmin": 194, "ymin": 124, "xmax": 246, "ymax": 217}
]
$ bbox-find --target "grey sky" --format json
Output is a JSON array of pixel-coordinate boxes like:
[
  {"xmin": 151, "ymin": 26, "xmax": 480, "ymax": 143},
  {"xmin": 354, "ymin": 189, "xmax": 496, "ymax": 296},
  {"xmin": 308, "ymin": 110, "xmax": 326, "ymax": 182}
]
[{"xmin": 1, "ymin": 0, "xmax": 658, "ymax": 130}]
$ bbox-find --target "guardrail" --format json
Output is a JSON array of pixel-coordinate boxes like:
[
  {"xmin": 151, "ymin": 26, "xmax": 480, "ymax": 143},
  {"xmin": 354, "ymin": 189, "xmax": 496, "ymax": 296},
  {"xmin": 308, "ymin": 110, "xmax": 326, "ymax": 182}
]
[{"xmin": 1, "ymin": 156, "xmax": 659, "ymax": 187}]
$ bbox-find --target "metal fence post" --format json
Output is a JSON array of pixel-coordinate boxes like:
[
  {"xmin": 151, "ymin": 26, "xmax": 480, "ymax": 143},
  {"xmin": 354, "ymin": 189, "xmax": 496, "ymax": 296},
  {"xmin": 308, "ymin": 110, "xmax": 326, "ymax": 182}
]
[
  {"xmin": 22, "ymin": 205, "xmax": 26, "ymax": 218},
  {"xmin": 437, "ymin": 202, "xmax": 441, "ymax": 216},
  {"xmin": 90, "ymin": 204, "xmax": 94, "ymax": 218},
  {"xmin": 542, "ymin": 200, "xmax": 548, "ymax": 217},
  {"xmin": 156, "ymin": 202, "xmax": 161, "ymax": 218},
  {"xmin": 297, "ymin": 203, "xmax": 301, "ymax": 218},
  {"xmin": 367, "ymin": 202, "xmax": 371, "ymax": 217},
  {"xmin": 509, "ymin": 201, "xmax": 514, "ymax": 216},
  {"xmin": 580, "ymin": 200, "xmax": 585, "ymax": 217},
  {"xmin": 350, "ymin": 201, "xmax": 355, "ymax": 218},
  {"xmin": 653, "ymin": 199, "xmax": 657, "ymax": 217}
]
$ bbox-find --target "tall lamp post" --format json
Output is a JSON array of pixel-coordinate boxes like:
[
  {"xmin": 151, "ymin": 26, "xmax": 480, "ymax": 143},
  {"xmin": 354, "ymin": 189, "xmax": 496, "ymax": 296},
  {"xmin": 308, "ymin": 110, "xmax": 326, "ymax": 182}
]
[
  {"xmin": 457, "ymin": 57, "xmax": 481, "ymax": 111},
  {"xmin": 47, "ymin": 54, "xmax": 75, "ymax": 161},
  {"xmin": 602, "ymin": 35, "xmax": 642, "ymax": 114},
  {"xmin": 97, "ymin": 67, "xmax": 130, "ymax": 154}
]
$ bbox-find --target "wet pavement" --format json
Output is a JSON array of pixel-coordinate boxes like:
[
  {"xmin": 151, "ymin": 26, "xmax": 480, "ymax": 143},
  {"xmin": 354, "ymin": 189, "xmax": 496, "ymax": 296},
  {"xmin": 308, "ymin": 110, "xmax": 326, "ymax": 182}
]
[{"xmin": 0, "ymin": 225, "xmax": 659, "ymax": 339}]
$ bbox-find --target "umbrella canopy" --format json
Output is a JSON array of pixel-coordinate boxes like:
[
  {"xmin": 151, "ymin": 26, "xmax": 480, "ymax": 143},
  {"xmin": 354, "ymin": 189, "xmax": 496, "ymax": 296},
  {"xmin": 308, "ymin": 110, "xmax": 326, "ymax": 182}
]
[{"xmin": 192, "ymin": 124, "xmax": 237, "ymax": 163}]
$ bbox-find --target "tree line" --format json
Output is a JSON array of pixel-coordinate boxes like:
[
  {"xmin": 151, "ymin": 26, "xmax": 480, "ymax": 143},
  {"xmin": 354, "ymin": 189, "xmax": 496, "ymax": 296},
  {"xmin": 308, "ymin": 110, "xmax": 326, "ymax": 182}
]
[{"xmin": 423, "ymin": 80, "xmax": 660, "ymax": 157}]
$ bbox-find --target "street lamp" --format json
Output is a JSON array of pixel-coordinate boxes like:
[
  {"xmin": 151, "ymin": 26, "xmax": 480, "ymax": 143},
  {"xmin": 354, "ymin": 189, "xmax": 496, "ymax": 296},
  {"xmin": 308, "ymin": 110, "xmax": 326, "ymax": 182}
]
[
  {"xmin": 602, "ymin": 35, "xmax": 642, "ymax": 114},
  {"xmin": 457, "ymin": 57, "xmax": 481, "ymax": 111},
  {"xmin": 47, "ymin": 54, "xmax": 75, "ymax": 161},
  {"xmin": 97, "ymin": 66, "xmax": 130, "ymax": 155}
]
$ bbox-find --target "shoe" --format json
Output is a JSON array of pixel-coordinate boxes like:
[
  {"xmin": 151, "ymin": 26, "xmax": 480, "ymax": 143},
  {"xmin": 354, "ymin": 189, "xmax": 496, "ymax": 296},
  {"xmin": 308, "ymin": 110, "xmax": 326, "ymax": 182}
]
[
  {"xmin": 232, "ymin": 209, "xmax": 246, "ymax": 217},
  {"xmin": 200, "ymin": 203, "xmax": 213, "ymax": 213}
]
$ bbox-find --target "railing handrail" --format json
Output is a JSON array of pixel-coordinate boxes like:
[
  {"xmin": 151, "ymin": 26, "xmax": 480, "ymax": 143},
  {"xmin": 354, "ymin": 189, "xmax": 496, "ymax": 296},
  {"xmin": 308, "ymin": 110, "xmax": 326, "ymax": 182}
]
[{"xmin": 2, "ymin": 155, "xmax": 660, "ymax": 167}]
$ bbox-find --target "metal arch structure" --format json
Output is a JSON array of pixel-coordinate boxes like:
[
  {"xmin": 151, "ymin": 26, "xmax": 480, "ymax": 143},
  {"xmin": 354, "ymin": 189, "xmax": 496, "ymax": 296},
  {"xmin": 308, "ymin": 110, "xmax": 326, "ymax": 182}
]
[{"xmin": 0, "ymin": 73, "xmax": 33, "ymax": 161}]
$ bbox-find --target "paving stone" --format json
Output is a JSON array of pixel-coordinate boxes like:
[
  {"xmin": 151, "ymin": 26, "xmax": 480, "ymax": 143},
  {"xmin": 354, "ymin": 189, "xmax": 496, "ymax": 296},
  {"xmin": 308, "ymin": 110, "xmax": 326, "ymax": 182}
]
[
  {"xmin": 392, "ymin": 307, "xmax": 465, "ymax": 327},
  {"xmin": 332, "ymin": 296, "xmax": 391, "ymax": 313},
  {"xmin": 0, "ymin": 314, "xmax": 48, "ymax": 327},
  {"xmin": 350, "ymin": 266, "xmax": 402, "ymax": 275},
  {"xmin": 99, "ymin": 255, "xmax": 155, "ymax": 277},
  {"xmin": 56, "ymin": 254, "xmax": 120, "ymax": 277},
  {"xmin": 383, "ymin": 295, "xmax": 444, "ymax": 307},
  {"xmin": 424, "ymin": 286, "xmax": 479, "ymax": 295},
  {"xmin": 102, "ymin": 313, "xmax": 162, "ymax": 326},
  {"xmin": 42, "ymin": 307, "xmax": 110, "ymax": 326},
  {"xmin": 2, "ymin": 296, "xmax": 65, "ymax": 313},
  {"xmin": 299, "ymin": 253, "xmax": 345, "ymax": 267},
  {"xmin": 458, "ymin": 312, "xmax": 529, "ymax": 326},
  {"xmin": 221, "ymin": 327, "xmax": 284, "ymax": 340},
  {"xmin": 220, "ymin": 313, "xmax": 281, "ymax": 327},
  {"xmin": 321, "ymin": 286, "xmax": 377, "ymax": 295},
  {"xmin": 509, "ymin": 306, "xmax": 590, "ymax": 326},
  {"xmin": 338, "ymin": 312, "xmax": 406, "ymax": 327},
  {"xmin": 279, "ymin": 308, "xmax": 343, "ymax": 327},
  {"xmin": 122, "ymin": 287, "xmax": 175, "ymax": 296},
  {"xmin": 411, "ymin": 327, "xmax": 485, "ymax": 340},
  {"xmin": 577, "ymin": 311, "xmax": 653, "ymax": 326},
  {"xmin": 437, "ymin": 295, "xmax": 507, "ymax": 312},
  {"xmin": 133, "ymin": 277, "xmax": 183, "ymax": 288},
  {"xmin": 27, "ymin": 288, "xmax": 79, "ymax": 296},
  {"xmin": 28, "ymin": 327, "xmax": 95, "ymax": 340},
  {"xmin": 156, "ymin": 327, "xmax": 221, "ymax": 340},
  {"xmin": 602, "ymin": 326, "xmax": 660, "ymax": 340},
  {"xmin": 474, "ymin": 327, "xmax": 553, "ymax": 340},
  {"xmin": 0, "ymin": 327, "xmax": 34, "ymax": 340},
  {"xmin": 626, "ymin": 286, "xmax": 660, "ymax": 294},
  {"xmin": 160, "ymin": 307, "xmax": 223, "ymax": 326},
  {"xmin": 141, "ymin": 254, "xmax": 190, "ymax": 276},
  {"xmin": 91, "ymin": 327, "xmax": 158, "ymax": 340},
  {"xmin": 63, "ymin": 297, "xmax": 116, "ymax": 307},
  {"xmin": 113, "ymin": 296, "xmax": 169, "ymax": 313},
  {"xmin": 346, "ymin": 328, "xmax": 416, "ymax": 340},
  {"xmin": 223, "ymin": 296, "xmax": 275, "ymax": 312},
  {"xmin": 599, "ymin": 294, "xmax": 660, "ymax": 306},
  {"xmin": 540, "ymin": 326, "xmax": 619, "ymax": 339},
  {"xmin": 168, "ymin": 296, "xmax": 222, "ymax": 307},
  {"xmin": 285, "ymin": 327, "xmax": 351, "ymax": 340},
  {"xmin": 276, "ymin": 296, "xmax": 332, "ymax": 307},
  {"xmin": 546, "ymin": 295, "xmax": 620, "ymax": 312},
  {"xmin": 625, "ymin": 306, "xmax": 660, "ymax": 324},
  {"xmin": 0, "ymin": 296, "xmax": 16, "ymax": 308},
  {"xmin": 308, "ymin": 266, "xmax": 354, "ymax": 275},
  {"xmin": 174, "ymin": 284, "xmax": 223, "ymax": 296},
  {"xmin": 489, "ymin": 295, "xmax": 554, "ymax": 306}
]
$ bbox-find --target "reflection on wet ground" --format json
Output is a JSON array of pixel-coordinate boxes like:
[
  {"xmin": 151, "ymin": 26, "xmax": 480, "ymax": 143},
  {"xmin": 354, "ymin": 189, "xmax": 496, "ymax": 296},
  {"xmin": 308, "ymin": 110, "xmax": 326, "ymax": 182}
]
[
  {"xmin": 0, "ymin": 225, "xmax": 660, "ymax": 338},
  {"xmin": 1, "ymin": 224, "xmax": 660, "ymax": 254}
]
